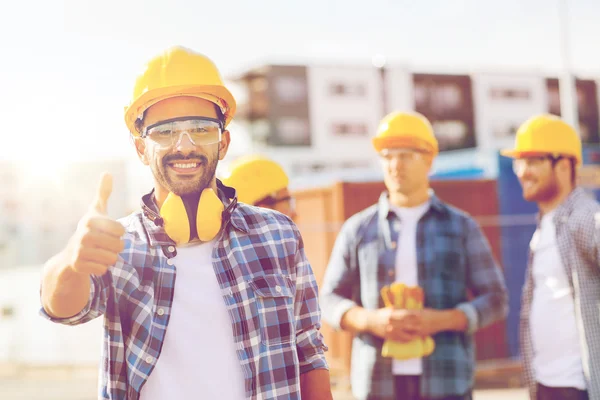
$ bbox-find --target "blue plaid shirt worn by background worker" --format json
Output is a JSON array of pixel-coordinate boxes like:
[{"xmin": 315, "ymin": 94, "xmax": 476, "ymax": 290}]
[
  {"xmin": 320, "ymin": 192, "xmax": 508, "ymax": 400},
  {"xmin": 40, "ymin": 185, "xmax": 328, "ymax": 400}
]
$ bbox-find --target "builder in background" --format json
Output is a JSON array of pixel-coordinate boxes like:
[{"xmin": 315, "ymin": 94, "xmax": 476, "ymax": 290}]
[
  {"xmin": 320, "ymin": 111, "xmax": 508, "ymax": 400},
  {"xmin": 221, "ymin": 154, "xmax": 297, "ymax": 220},
  {"xmin": 502, "ymin": 114, "xmax": 600, "ymax": 400}
]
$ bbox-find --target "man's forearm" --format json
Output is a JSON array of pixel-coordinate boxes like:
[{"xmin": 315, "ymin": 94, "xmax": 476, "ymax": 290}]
[
  {"xmin": 340, "ymin": 306, "xmax": 371, "ymax": 334},
  {"xmin": 300, "ymin": 368, "xmax": 333, "ymax": 400},
  {"xmin": 41, "ymin": 251, "xmax": 91, "ymax": 319},
  {"xmin": 438, "ymin": 308, "xmax": 469, "ymax": 332}
]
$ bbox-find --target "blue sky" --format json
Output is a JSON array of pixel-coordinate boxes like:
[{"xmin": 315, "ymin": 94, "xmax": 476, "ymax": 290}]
[{"xmin": 1, "ymin": 0, "xmax": 599, "ymax": 167}]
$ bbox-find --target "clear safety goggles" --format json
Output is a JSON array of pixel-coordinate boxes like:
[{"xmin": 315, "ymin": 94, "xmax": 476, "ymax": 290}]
[
  {"xmin": 512, "ymin": 155, "xmax": 560, "ymax": 175},
  {"xmin": 142, "ymin": 117, "xmax": 223, "ymax": 148},
  {"xmin": 379, "ymin": 148, "xmax": 425, "ymax": 163}
]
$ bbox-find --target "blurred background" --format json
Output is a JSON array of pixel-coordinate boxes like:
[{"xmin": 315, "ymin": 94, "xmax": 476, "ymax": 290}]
[{"xmin": 1, "ymin": 0, "xmax": 600, "ymax": 398}]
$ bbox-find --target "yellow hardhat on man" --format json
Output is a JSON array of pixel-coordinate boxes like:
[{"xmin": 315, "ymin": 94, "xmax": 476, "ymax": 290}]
[
  {"xmin": 124, "ymin": 46, "xmax": 237, "ymax": 135},
  {"xmin": 221, "ymin": 155, "xmax": 289, "ymax": 205},
  {"xmin": 372, "ymin": 111, "xmax": 439, "ymax": 155},
  {"xmin": 501, "ymin": 114, "xmax": 582, "ymax": 165}
]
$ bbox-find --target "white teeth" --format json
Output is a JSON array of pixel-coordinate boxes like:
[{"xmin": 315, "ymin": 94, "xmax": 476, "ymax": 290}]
[{"xmin": 173, "ymin": 163, "xmax": 198, "ymax": 169}]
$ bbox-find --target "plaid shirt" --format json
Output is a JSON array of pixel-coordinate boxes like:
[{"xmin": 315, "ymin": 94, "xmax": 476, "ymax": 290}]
[
  {"xmin": 520, "ymin": 188, "xmax": 600, "ymax": 400},
  {"xmin": 41, "ymin": 184, "xmax": 328, "ymax": 400},
  {"xmin": 320, "ymin": 192, "xmax": 508, "ymax": 399}
]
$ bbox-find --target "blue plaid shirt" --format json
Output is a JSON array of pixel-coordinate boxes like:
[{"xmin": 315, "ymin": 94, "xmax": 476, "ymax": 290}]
[
  {"xmin": 41, "ymin": 185, "xmax": 328, "ymax": 400},
  {"xmin": 320, "ymin": 192, "xmax": 508, "ymax": 399}
]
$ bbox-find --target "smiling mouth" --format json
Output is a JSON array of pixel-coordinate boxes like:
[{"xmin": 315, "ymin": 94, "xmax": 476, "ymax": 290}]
[
  {"xmin": 168, "ymin": 162, "xmax": 203, "ymax": 174},
  {"xmin": 171, "ymin": 162, "xmax": 199, "ymax": 168}
]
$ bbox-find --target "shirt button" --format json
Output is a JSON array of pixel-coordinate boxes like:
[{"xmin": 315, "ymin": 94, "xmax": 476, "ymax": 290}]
[
  {"xmin": 168, "ymin": 245, "xmax": 175, "ymax": 252},
  {"xmin": 390, "ymin": 241, "xmax": 397, "ymax": 249},
  {"xmin": 388, "ymin": 270, "xmax": 394, "ymax": 277},
  {"xmin": 145, "ymin": 356, "xmax": 153, "ymax": 364},
  {"xmin": 275, "ymin": 285, "xmax": 282, "ymax": 293},
  {"xmin": 157, "ymin": 308, "xmax": 165, "ymax": 316},
  {"xmin": 167, "ymin": 258, "xmax": 174, "ymax": 266}
]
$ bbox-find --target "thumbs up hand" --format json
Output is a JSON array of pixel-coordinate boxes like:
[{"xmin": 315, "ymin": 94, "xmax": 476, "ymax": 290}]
[{"xmin": 66, "ymin": 173, "xmax": 126, "ymax": 276}]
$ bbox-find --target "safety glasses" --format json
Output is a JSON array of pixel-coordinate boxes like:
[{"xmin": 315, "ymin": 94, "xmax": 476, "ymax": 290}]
[
  {"xmin": 142, "ymin": 117, "xmax": 223, "ymax": 148},
  {"xmin": 512, "ymin": 155, "xmax": 560, "ymax": 175},
  {"xmin": 379, "ymin": 148, "xmax": 425, "ymax": 163}
]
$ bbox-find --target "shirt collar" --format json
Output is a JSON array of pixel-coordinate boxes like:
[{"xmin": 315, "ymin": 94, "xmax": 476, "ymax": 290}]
[
  {"xmin": 378, "ymin": 189, "xmax": 447, "ymax": 220},
  {"xmin": 544, "ymin": 187, "xmax": 590, "ymax": 225}
]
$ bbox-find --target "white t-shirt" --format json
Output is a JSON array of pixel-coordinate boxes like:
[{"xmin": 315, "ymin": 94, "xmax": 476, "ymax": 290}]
[
  {"xmin": 530, "ymin": 211, "xmax": 586, "ymax": 390},
  {"xmin": 391, "ymin": 201, "xmax": 430, "ymax": 376},
  {"xmin": 140, "ymin": 240, "xmax": 246, "ymax": 400}
]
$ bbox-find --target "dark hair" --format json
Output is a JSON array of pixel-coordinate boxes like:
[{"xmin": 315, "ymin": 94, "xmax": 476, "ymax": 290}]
[
  {"xmin": 214, "ymin": 104, "xmax": 225, "ymax": 127},
  {"xmin": 570, "ymin": 158, "xmax": 576, "ymax": 186},
  {"xmin": 550, "ymin": 156, "xmax": 577, "ymax": 186}
]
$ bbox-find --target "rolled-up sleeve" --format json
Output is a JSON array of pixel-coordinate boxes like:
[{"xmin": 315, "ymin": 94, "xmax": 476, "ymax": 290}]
[
  {"xmin": 462, "ymin": 216, "xmax": 509, "ymax": 332},
  {"xmin": 39, "ymin": 273, "xmax": 111, "ymax": 326},
  {"xmin": 293, "ymin": 233, "xmax": 329, "ymax": 374},
  {"xmin": 320, "ymin": 221, "xmax": 360, "ymax": 331}
]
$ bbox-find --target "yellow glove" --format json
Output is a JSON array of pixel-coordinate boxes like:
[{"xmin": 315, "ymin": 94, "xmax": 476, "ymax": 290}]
[{"xmin": 381, "ymin": 284, "xmax": 435, "ymax": 360}]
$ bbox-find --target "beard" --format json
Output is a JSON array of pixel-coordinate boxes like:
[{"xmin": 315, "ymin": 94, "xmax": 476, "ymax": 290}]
[
  {"xmin": 522, "ymin": 175, "xmax": 560, "ymax": 203},
  {"xmin": 151, "ymin": 149, "xmax": 219, "ymax": 196}
]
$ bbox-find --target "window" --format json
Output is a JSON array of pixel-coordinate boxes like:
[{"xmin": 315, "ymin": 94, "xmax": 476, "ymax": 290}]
[
  {"xmin": 489, "ymin": 87, "xmax": 531, "ymax": 100},
  {"xmin": 310, "ymin": 163, "xmax": 326, "ymax": 173},
  {"xmin": 331, "ymin": 122, "xmax": 369, "ymax": 136},
  {"xmin": 274, "ymin": 117, "xmax": 310, "ymax": 146},
  {"xmin": 274, "ymin": 76, "xmax": 307, "ymax": 103},
  {"xmin": 250, "ymin": 77, "xmax": 268, "ymax": 92},
  {"xmin": 329, "ymin": 82, "xmax": 366, "ymax": 97},
  {"xmin": 415, "ymin": 83, "xmax": 464, "ymax": 113},
  {"xmin": 1, "ymin": 306, "xmax": 14, "ymax": 318},
  {"xmin": 250, "ymin": 119, "xmax": 271, "ymax": 142},
  {"xmin": 432, "ymin": 120, "xmax": 468, "ymax": 148},
  {"xmin": 413, "ymin": 74, "xmax": 476, "ymax": 151}
]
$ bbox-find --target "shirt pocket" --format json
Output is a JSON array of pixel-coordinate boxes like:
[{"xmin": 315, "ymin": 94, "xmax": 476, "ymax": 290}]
[
  {"xmin": 249, "ymin": 274, "xmax": 296, "ymax": 346},
  {"xmin": 428, "ymin": 233, "xmax": 466, "ymax": 307}
]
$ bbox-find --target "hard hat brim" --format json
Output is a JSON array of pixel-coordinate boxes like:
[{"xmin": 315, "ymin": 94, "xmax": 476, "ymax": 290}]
[
  {"xmin": 125, "ymin": 84, "xmax": 237, "ymax": 135},
  {"xmin": 501, "ymin": 148, "xmax": 583, "ymax": 165},
  {"xmin": 372, "ymin": 136, "xmax": 438, "ymax": 155},
  {"xmin": 500, "ymin": 149, "xmax": 519, "ymax": 158}
]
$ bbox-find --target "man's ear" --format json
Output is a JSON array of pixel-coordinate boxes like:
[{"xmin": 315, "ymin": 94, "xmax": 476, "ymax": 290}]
[
  {"xmin": 218, "ymin": 130, "xmax": 231, "ymax": 161},
  {"xmin": 424, "ymin": 153, "xmax": 435, "ymax": 169},
  {"xmin": 133, "ymin": 136, "xmax": 150, "ymax": 165}
]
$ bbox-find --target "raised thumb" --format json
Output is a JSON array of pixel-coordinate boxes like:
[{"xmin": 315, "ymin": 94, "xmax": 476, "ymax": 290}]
[{"xmin": 91, "ymin": 173, "xmax": 113, "ymax": 214}]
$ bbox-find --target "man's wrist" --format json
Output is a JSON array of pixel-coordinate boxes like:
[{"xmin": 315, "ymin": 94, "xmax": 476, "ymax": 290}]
[{"xmin": 444, "ymin": 308, "xmax": 468, "ymax": 332}]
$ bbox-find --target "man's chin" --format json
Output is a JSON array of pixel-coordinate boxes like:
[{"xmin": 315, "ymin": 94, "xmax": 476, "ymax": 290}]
[
  {"xmin": 522, "ymin": 189, "xmax": 544, "ymax": 203},
  {"xmin": 164, "ymin": 181, "xmax": 201, "ymax": 196},
  {"xmin": 522, "ymin": 193, "xmax": 535, "ymax": 202}
]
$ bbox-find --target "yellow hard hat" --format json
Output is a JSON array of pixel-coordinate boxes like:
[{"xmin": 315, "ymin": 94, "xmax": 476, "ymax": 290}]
[
  {"xmin": 221, "ymin": 155, "xmax": 289, "ymax": 205},
  {"xmin": 124, "ymin": 46, "xmax": 236, "ymax": 135},
  {"xmin": 501, "ymin": 114, "xmax": 582, "ymax": 165},
  {"xmin": 372, "ymin": 111, "xmax": 439, "ymax": 155}
]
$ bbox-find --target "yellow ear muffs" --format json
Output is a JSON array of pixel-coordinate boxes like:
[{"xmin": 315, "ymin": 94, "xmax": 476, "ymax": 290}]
[
  {"xmin": 160, "ymin": 192, "xmax": 191, "ymax": 244},
  {"xmin": 159, "ymin": 188, "xmax": 224, "ymax": 244},
  {"xmin": 196, "ymin": 188, "xmax": 224, "ymax": 242}
]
